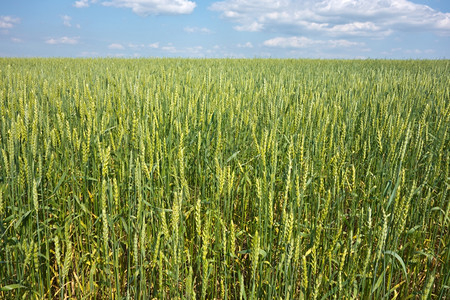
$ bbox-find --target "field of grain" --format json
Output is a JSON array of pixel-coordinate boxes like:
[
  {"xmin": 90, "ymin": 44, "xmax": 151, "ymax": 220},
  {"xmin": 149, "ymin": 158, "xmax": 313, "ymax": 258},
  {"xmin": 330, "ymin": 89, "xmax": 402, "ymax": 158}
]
[{"xmin": 0, "ymin": 58, "xmax": 448, "ymax": 299}]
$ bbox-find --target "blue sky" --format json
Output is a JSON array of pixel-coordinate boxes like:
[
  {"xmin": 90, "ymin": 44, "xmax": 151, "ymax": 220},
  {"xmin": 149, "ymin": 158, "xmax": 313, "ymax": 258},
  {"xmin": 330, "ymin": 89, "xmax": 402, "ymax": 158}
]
[{"xmin": 0, "ymin": 0, "xmax": 449, "ymax": 58}]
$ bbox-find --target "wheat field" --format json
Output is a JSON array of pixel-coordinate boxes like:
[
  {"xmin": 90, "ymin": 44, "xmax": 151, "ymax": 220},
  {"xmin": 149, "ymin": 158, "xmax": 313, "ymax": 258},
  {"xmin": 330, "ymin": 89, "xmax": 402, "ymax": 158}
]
[{"xmin": 0, "ymin": 58, "xmax": 448, "ymax": 299}]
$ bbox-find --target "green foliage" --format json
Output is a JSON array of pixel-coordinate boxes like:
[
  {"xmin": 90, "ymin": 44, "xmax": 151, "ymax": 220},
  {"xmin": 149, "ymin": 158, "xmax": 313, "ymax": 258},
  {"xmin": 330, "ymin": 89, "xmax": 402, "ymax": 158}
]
[{"xmin": 0, "ymin": 58, "xmax": 448, "ymax": 299}]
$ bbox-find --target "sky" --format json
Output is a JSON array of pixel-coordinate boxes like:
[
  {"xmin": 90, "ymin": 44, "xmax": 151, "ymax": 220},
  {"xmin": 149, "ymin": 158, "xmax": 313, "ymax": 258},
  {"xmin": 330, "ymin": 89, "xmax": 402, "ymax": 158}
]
[{"xmin": 0, "ymin": 0, "xmax": 449, "ymax": 59}]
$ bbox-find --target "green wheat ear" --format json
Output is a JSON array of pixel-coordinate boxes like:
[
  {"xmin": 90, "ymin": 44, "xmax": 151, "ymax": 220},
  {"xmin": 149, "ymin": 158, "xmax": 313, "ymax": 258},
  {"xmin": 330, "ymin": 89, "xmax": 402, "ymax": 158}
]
[
  {"xmin": 33, "ymin": 179, "xmax": 38, "ymax": 214},
  {"xmin": 0, "ymin": 186, "xmax": 3, "ymax": 216},
  {"xmin": 101, "ymin": 179, "xmax": 109, "ymax": 252},
  {"xmin": 251, "ymin": 230, "xmax": 260, "ymax": 277},
  {"xmin": 195, "ymin": 198, "xmax": 202, "ymax": 237},
  {"xmin": 421, "ymin": 270, "xmax": 436, "ymax": 300}
]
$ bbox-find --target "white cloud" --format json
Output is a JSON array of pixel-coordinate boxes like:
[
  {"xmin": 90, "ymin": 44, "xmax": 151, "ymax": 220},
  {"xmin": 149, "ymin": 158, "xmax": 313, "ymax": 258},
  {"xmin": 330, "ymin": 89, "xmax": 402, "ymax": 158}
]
[
  {"xmin": 157, "ymin": 44, "xmax": 205, "ymax": 56},
  {"xmin": 46, "ymin": 36, "xmax": 79, "ymax": 45},
  {"xmin": 101, "ymin": 0, "xmax": 196, "ymax": 16},
  {"xmin": 383, "ymin": 47, "xmax": 435, "ymax": 56},
  {"xmin": 0, "ymin": 16, "xmax": 20, "ymax": 29},
  {"xmin": 326, "ymin": 22, "xmax": 392, "ymax": 37},
  {"xmin": 128, "ymin": 43, "xmax": 146, "ymax": 49},
  {"xmin": 61, "ymin": 15, "xmax": 81, "ymax": 28},
  {"xmin": 108, "ymin": 42, "xmax": 162, "ymax": 50},
  {"xmin": 108, "ymin": 43, "xmax": 125, "ymax": 49},
  {"xmin": 74, "ymin": 0, "xmax": 90, "ymax": 8},
  {"xmin": 62, "ymin": 15, "xmax": 72, "ymax": 27},
  {"xmin": 185, "ymin": 46, "xmax": 203, "ymax": 55},
  {"xmin": 161, "ymin": 45, "xmax": 177, "ymax": 53},
  {"xmin": 210, "ymin": 0, "xmax": 450, "ymax": 37},
  {"xmin": 184, "ymin": 26, "xmax": 212, "ymax": 33},
  {"xmin": 234, "ymin": 22, "xmax": 263, "ymax": 32},
  {"xmin": 263, "ymin": 36, "xmax": 364, "ymax": 49},
  {"xmin": 11, "ymin": 37, "xmax": 22, "ymax": 43},
  {"xmin": 237, "ymin": 42, "xmax": 253, "ymax": 48}
]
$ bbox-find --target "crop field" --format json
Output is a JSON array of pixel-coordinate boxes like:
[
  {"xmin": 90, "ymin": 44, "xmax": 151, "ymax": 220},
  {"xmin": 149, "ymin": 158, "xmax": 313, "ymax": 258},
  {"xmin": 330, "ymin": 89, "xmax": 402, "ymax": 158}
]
[{"xmin": 0, "ymin": 58, "xmax": 448, "ymax": 299}]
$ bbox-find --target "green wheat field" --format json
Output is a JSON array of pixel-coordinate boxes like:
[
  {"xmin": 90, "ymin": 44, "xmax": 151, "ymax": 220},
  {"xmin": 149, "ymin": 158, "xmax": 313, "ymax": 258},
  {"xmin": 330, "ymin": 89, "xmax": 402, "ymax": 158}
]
[{"xmin": 0, "ymin": 58, "xmax": 448, "ymax": 299}]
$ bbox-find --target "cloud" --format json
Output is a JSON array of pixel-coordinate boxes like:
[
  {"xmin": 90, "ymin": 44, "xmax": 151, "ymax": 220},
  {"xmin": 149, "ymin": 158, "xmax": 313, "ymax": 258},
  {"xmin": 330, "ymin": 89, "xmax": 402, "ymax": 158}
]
[
  {"xmin": 210, "ymin": 0, "xmax": 450, "ymax": 37},
  {"xmin": 234, "ymin": 21, "xmax": 263, "ymax": 32},
  {"xmin": 74, "ymin": 0, "xmax": 90, "ymax": 8},
  {"xmin": 128, "ymin": 43, "xmax": 146, "ymax": 49},
  {"xmin": 108, "ymin": 42, "xmax": 162, "ymax": 50},
  {"xmin": 382, "ymin": 47, "xmax": 435, "ymax": 56},
  {"xmin": 101, "ymin": 0, "xmax": 196, "ymax": 16},
  {"xmin": 108, "ymin": 43, "xmax": 125, "ymax": 49},
  {"xmin": 237, "ymin": 42, "xmax": 253, "ymax": 48},
  {"xmin": 156, "ymin": 44, "xmax": 205, "ymax": 56},
  {"xmin": 46, "ymin": 36, "xmax": 79, "ymax": 45},
  {"xmin": 61, "ymin": 14, "xmax": 81, "ymax": 28},
  {"xmin": 0, "ymin": 16, "xmax": 20, "ymax": 29},
  {"xmin": 404, "ymin": 49, "xmax": 435, "ymax": 54},
  {"xmin": 62, "ymin": 15, "xmax": 72, "ymax": 27},
  {"xmin": 11, "ymin": 37, "xmax": 22, "ymax": 43},
  {"xmin": 184, "ymin": 26, "xmax": 212, "ymax": 33},
  {"xmin": 185, "ymin": 46, "xmax": 203, "ymax": 55},
  {"xmin": 263, "ymin": 36, "xmax": 364, "ymax": 49},
  {"xmin": 161, "ymin": 46, "xmax": 177, "ymax": 53}
]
